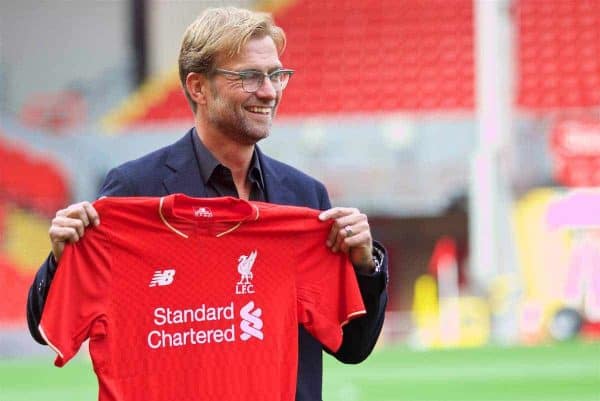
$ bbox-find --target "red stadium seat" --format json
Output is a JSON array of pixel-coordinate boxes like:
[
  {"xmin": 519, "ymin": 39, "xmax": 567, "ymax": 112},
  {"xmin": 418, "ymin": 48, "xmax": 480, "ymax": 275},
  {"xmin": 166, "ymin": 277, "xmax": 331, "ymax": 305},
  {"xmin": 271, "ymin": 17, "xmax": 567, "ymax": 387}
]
[
  {"xmin": 516, "ymin": 0, "xmax": 600, "ymax": 109},
  {"xmin": 0, "ymin": 255, "xmax": 31, "ymax": 326},
  {"xmin": 111, "ymin": 0, "xmax": 597, "ymax": 127},
  {"xmin": 0, "ymin": 136, "xmax": 69, "ymax": 215}
]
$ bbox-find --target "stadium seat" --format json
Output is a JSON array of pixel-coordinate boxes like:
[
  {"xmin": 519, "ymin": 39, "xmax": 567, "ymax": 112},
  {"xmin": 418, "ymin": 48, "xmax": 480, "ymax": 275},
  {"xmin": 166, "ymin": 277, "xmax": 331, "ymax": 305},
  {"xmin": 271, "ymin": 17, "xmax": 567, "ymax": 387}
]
[
  {"xmin": 103, "ymin": 0, "xmax": 598, "ymax": 127},
  {"xmin": 516, "ymin": 0, "xmax": 600, "ymax": 109},
  {"xmin": 0, "ymin": 255, "xmax": 31, "ymax": 326},
  {"xmin": 0, "ymin": 136, "xmax": 69, "ymax": 215}
]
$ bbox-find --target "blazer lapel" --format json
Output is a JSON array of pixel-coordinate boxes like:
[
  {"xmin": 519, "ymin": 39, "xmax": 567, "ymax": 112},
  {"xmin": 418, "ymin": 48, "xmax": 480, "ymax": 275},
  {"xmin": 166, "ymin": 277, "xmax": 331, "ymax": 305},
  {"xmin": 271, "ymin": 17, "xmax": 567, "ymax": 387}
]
[
  {"xmin": 161, "ymin": 135, "xmax": 297, "ymax": 204},
  {"xmin": 163, "ymin": 129, "xmax": 208, "ymax": 197},
  {"xmin": 257, "ymin": 146, "xmax": 298, "ymax": 206}
]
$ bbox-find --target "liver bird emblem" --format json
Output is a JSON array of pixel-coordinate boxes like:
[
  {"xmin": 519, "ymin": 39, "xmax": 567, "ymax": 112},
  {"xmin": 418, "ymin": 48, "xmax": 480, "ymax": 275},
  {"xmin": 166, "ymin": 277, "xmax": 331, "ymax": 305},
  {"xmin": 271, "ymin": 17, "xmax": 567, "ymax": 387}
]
[{"xmin": 237, "ymin": 250, "xmax": 257, "ymax": 284}]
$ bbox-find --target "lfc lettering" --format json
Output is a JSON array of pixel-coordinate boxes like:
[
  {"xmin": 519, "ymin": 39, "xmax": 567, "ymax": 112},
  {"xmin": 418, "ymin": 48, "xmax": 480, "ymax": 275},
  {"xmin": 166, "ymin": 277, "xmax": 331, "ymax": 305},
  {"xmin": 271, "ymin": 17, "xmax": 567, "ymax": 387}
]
[{"xmin": 236, "ymin": 283, "xmax": 254, "ymax": 294}]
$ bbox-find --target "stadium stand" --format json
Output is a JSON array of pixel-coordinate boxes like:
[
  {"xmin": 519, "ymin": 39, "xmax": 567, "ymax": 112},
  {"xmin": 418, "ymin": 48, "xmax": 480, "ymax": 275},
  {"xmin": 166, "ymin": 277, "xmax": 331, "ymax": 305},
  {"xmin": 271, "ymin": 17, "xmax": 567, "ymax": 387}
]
[
  {"xmin": 101, "ymin": 0, "xmax": 599, "ymax": 131},
  {"xmin": 276, "ymin": 0, "xmax": 474, "ymax": 114},
  {"xmin": 19, "ymin": 91, "xmax": 87, "ymax": 134},
  {"xmin": 102, "ymin": 0, "xmax": 475, "ymax": 129},
  {"xmin": 515, "ymin": 0, "xmax": 600, "ymax": 109},
  {"xmin": 0, "ymin": 131, "xmax": 71, "ymax": 327},
  {"xmin": 0, "ymin": 135, "xmax": 70, "ymax": 215},
  {"xmin": 2, "ymin": 206, "xmax": 52, "ymax": 271},
  {"xmin": 0, "ymin": 255, "xmax": 30, "ymax": 326},
  {"xmin": 101, "ymin": 70, "xmax": 191, "ymax": 131}
]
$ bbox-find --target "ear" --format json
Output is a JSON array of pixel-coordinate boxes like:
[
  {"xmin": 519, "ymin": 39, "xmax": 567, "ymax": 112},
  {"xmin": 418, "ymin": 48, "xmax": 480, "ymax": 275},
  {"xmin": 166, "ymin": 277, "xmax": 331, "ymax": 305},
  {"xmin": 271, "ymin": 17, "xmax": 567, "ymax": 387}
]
[{"xmin": 185, "ymin": 72, "xmax": 209, "ymax": 106}]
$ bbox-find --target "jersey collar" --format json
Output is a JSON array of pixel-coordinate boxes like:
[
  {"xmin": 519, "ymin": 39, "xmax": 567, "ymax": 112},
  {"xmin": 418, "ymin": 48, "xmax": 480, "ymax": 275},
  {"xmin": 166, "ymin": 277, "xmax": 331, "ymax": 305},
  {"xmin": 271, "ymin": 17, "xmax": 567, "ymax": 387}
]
[{"xmin": 158, "ymin": 194, "xmax": 259, "ymax": 238}]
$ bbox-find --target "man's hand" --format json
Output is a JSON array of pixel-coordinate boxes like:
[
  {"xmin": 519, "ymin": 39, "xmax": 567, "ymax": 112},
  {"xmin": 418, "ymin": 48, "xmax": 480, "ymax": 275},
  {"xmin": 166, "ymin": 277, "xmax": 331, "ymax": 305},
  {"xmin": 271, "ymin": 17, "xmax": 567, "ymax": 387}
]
[
  {"xmin": 318, "ymin": 207, "xmax": 375, "ymax": 274},
  {"xmin": 49, "ymin": 201, "xmax": 100, "ymax": 263}
]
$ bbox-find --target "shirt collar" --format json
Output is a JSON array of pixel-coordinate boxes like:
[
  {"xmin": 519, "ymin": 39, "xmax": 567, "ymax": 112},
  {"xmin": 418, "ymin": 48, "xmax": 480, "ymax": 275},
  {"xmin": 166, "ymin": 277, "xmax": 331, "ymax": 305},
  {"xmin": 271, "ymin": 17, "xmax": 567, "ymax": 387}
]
[
  {"xmin": 191, "ymin": 128, "xmax": 265, "ymax": 190},
  {"xmin": 158, "ymin": 194, "xmax": 260, "ymax": 238}
]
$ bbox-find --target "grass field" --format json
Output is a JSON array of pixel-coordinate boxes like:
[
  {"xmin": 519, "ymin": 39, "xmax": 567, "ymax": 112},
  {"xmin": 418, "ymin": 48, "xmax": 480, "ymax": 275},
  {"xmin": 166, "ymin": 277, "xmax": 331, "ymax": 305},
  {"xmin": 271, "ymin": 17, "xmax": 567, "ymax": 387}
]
[{"xmin": 0, "ymin": 341, "xmax": 598, "ymax": 401}]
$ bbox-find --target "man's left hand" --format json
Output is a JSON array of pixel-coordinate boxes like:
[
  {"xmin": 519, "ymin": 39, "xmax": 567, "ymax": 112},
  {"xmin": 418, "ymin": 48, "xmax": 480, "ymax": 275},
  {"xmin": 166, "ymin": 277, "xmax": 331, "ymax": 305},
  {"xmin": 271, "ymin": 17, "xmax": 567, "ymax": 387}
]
[{"xmin": 319, "ymin": 207, "xmax": 375, "ymax": 274}]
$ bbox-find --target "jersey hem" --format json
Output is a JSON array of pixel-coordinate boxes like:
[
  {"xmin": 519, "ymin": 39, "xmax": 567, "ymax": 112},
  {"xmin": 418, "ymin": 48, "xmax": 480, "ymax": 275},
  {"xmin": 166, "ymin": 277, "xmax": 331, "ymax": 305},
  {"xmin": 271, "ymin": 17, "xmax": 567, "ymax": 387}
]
[{"xmin": 38, "ymin": 324, "xmax": 65, "ymax": 362}]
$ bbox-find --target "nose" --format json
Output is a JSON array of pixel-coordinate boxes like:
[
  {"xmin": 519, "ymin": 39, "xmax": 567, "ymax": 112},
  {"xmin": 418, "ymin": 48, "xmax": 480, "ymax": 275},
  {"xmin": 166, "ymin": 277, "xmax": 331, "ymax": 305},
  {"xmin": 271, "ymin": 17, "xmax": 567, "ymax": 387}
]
[{"xmin": 254, "ymin": 76, "xmax": 278, "ymax": 100}]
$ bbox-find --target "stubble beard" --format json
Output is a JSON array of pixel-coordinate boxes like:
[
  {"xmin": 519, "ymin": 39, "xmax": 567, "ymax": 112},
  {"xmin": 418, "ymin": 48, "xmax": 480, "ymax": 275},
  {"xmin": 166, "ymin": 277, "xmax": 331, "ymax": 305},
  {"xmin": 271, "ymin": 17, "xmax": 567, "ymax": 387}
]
[{"xmin": 207, "ymin": 88, "xmax": 274, "ymax": 146}]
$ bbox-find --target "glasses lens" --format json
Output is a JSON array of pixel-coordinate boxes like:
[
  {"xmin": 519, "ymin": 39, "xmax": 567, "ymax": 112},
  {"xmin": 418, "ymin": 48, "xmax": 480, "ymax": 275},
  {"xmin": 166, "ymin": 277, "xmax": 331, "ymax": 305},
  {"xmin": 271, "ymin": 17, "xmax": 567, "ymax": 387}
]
[
  {"xmin": 241, "ymin": 72, "xmax": 263, "ymax": 93},
  {"xmin": 240, "ymin": 70, "xmax": 292, "ymax": 92},
  {"xmin": 274, "ymin": 71, "xmax": 291, "ymax": 90}
]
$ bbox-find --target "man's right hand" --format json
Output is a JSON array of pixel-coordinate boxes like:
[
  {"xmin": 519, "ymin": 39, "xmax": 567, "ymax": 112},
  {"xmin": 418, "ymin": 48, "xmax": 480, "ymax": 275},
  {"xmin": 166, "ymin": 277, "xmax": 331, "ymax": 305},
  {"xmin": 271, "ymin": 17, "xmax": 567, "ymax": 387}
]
[{"xmin": 49, "ymin": 201, "xmax": 100, "ymax": 263}]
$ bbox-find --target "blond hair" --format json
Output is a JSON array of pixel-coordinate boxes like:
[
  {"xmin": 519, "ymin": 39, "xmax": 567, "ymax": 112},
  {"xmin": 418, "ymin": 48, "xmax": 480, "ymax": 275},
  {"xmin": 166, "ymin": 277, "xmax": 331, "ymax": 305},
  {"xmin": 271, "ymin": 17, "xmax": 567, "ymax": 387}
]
[{"xmin": 178, "ymin": 7, "xmax": 286, "ymax": 112}]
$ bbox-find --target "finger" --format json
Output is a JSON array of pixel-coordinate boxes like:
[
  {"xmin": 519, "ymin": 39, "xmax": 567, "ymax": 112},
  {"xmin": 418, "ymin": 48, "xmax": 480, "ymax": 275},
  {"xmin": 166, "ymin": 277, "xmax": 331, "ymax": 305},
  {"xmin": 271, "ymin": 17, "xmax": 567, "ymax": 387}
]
[
  {"xmin": 51, "ymin": 216, "xmax": 87, "ymax": 239},
  {"xmin": 326, "ymin": 224, "xmax": 339, "ymax": 248},
  {"xmin": 332, "ymin": 224, "xmax": 356, "ymax": 252},
  {"xmin": 70, "ymin": 205, "xmax": 91, "ymax": 227},
  {"xmin": 336, "ymin": 221, "xmax": 372, "ymax": 253},
  {"xmin": 81, "ymin": 202, "xmax": 100, "ymax": 226},
  {"xmin": 344, "ymin": 230, "xmax": 372, "ymax": 251},
  {"xmin": 56, "ymin": 201, "xmax": 99, "ymax": 227},
  {"xmin": 66, "ymin": 202, "xmax": 94, "ymax": 225},
  {"xmin": 333, "ymin": 232, "xmax": 347, "ymax": 253},
  {"xmin": 327, "ymin": 219, "xmax": 359, "ymax": 252},
  {"xmin": 50, "ymin": 226, "xmax": 81, "ymax": 264},
  {"xmin": 326, "ymin": 221, "xmax": 354, "ymax": 249},
  {"xmin": 56, "ymin": 201, "xmax": 87, "ymax": 218},
  {"xmin": 55, "ymin": 206, "xmax": 71, "ymax": 218},
  {"xmin": 49, "ymin": 226, "xmax": 81, "ymax": 244},
  {"xmin": 333, "ymin": 213, "xmax": 367, "ymax": 230},
  {"xmin": 333, "ymin": 218, "xmax": 368, "ymax": 245},
  {"xmin": 324, "ymin": 213, "xmax": 364, "ymax": 248},
  {"xmin": 318, "ymin": 207, "xmax": 359, "ymax": 221},
  {"xmin": 334, "ymin": 230, "xmax": 361, "ymax": 253}
]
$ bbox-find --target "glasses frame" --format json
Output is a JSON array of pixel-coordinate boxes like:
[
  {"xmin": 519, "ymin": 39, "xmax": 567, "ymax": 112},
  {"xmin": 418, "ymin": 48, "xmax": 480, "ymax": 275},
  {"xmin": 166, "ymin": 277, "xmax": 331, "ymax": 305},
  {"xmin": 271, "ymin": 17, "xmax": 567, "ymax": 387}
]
[{"xmin": 213, "ymin": 68, "xmax": 295, "ymax": 93}]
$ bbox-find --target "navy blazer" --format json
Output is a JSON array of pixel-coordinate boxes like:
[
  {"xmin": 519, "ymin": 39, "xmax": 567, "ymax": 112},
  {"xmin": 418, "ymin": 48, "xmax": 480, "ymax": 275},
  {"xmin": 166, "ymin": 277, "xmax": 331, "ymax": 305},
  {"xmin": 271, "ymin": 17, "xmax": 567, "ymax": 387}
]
[{"xmin": 27, "ymin": 129, "xmax": 388, "ymax": 401}]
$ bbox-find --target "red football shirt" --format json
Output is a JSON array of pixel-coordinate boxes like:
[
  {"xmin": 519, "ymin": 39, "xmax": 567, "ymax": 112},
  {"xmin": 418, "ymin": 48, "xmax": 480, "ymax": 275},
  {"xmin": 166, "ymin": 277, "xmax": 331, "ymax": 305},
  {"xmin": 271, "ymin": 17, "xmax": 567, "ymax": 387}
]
[{"xmin": 39, "ymin": 194, "xmax": 366, "ymax": 401}]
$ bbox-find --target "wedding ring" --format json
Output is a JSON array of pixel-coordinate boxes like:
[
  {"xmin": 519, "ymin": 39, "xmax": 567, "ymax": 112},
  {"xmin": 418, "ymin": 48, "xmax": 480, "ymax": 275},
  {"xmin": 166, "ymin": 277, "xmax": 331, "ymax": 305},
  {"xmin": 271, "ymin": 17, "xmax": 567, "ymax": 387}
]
[{"xmin": 344, "ymin": 225, "xmax": 354, "ymax": 237}]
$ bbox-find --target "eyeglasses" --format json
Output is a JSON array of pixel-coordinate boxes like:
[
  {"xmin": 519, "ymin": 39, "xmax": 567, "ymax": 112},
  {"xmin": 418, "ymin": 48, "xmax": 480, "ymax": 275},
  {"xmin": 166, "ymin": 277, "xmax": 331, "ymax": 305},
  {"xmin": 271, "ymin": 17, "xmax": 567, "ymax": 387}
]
[{"xmin": 213, "ymin": 68, "xmax": 294, "ymax": 93}]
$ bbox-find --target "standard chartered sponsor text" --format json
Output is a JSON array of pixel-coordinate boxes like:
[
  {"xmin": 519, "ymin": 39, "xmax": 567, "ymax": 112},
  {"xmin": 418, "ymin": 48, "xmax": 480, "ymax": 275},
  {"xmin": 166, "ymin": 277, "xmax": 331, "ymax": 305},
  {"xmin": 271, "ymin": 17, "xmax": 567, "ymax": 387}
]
[
  {"xmin": 147, "ymin": 301, "xmax": 263, "ymax": 349},
  {"xmin": 148, "ymin": 326, "xmax": 236, "ymax": 349},
  {"xmin": 153, "ymin": 302, "xmax": 234, "ymax": 325},
  {"xmin": 148, "ymin": 302, "xmax": 235, "ymax": 349}
]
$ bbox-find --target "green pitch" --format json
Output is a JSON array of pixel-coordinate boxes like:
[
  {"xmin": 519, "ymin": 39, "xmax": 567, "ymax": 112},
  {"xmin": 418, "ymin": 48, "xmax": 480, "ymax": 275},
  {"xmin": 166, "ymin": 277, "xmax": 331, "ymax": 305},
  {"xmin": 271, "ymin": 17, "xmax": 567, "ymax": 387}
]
[{"xmin": 0, "ymin": 341, "xmax": 598, "ymax": 401}]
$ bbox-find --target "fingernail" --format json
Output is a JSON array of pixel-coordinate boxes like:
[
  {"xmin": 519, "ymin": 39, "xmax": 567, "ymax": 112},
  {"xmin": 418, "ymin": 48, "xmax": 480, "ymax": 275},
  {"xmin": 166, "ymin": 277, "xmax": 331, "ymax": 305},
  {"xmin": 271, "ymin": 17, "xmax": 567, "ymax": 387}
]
[{"xmin": 318, "ymin": 213, "xmax": 326, "ymax": 220}]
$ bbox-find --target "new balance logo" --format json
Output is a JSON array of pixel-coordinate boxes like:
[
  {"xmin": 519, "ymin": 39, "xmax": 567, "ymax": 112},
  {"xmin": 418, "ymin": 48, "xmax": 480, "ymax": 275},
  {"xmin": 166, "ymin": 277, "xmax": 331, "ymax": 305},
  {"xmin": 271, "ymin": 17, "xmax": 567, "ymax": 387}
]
[
  {"xmin": 149, "ymin": 269, "xmax": 176, "ymax": 287},
  {"xmin": 240, "ymin": 301, "xmax": 263, "ymax": 341}
]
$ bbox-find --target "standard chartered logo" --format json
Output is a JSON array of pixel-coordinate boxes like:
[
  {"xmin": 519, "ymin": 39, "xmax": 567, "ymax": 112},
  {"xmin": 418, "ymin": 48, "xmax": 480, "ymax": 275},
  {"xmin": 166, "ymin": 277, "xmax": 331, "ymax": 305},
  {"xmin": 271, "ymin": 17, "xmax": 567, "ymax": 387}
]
[
  {"xmin": 146, "ymin": 300, "xmax": 264, "ymax": 349},
  {"xmin": 240, "ymin": 301, "xmax": 263, "ymax": 341}
]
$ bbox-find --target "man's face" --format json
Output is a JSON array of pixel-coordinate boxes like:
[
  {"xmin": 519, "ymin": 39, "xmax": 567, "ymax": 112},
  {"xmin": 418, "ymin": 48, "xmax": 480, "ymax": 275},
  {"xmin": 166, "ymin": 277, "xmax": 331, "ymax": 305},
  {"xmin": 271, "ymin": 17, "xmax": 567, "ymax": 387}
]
[{"xmin": 205, "ymin": 36, "xmax": 283, "ymax": 145}]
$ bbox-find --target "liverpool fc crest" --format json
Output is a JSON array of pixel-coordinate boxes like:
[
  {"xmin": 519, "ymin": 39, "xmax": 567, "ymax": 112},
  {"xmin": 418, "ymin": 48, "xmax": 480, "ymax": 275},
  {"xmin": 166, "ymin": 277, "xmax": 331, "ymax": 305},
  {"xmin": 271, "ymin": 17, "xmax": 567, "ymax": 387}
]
[{"xmin": 236, "ymin": 250, "xmax": 257, "ymax": 294}]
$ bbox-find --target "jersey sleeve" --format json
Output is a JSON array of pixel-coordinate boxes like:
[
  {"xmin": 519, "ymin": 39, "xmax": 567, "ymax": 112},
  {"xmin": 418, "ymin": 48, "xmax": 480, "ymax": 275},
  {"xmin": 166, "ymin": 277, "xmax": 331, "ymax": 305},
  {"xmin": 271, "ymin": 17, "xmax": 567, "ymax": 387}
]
[
  {"xmin": 296, "ymin": 232, "xmax": 366, "ymax": 353},
  {"xmin": 38, "ymin": 226, "xmax": 112, "ymax": 367}
]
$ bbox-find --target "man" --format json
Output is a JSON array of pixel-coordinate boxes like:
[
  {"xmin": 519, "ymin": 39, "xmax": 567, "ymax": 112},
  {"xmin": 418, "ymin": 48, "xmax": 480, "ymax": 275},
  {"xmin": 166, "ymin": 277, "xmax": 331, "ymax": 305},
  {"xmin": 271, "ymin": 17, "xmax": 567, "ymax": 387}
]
[{"xmin": 27, "ymin": 7, "xmax": 388, "ymax": 401}]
